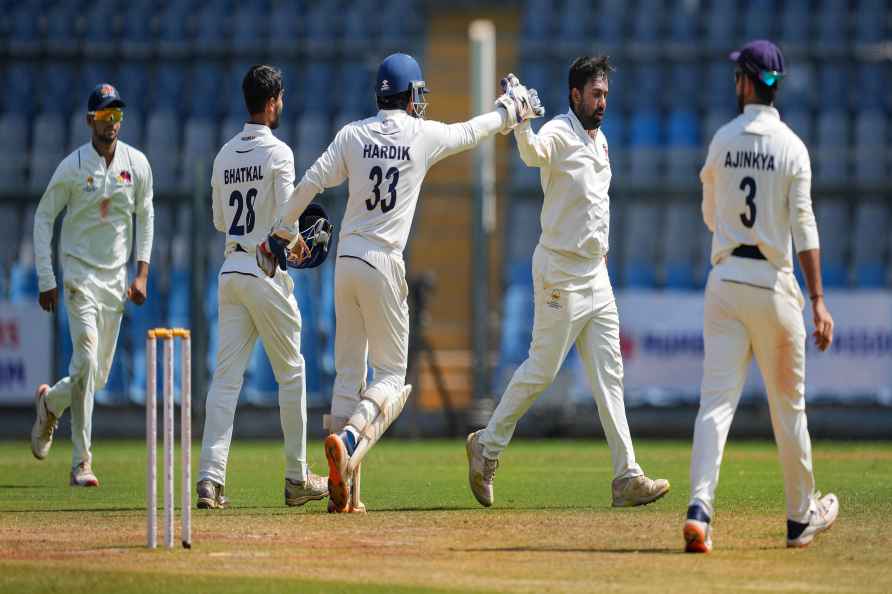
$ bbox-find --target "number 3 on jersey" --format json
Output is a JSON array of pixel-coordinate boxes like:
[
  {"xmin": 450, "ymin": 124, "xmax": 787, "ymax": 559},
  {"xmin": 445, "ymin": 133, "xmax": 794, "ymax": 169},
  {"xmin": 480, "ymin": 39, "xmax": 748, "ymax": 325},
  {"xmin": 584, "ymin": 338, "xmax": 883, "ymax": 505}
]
[
  {"xmin": 739, "ymin": 176, "xmax": 757, "ymax": 228},
  {"xmin": 229, "ymin": 188, "xmax": 257, "ymax": 235},
  {"xmin": 367, "ymin": 166, "xmax": 399, "ymax": 213}
]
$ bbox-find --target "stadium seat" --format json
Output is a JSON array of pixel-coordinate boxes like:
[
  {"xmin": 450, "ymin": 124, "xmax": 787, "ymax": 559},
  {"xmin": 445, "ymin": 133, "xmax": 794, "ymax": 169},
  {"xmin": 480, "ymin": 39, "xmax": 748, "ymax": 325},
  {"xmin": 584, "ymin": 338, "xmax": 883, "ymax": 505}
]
[
  {"xmin": 116, "ymin": 65, "xmax": 150, "ymax": 114},
  {"xmin": 224, "ymin": 61, "xmax": 253, "ymax": 117},
  {"xmin": 780, "ymin": 0, "xmax": 810, "ymax": 46},
  {"xmin": 342, "ymin": 3, "xmax": 375, "ymax": 52},
  {"xmin": 219, "ymin": 115, "xmax": 245, "ymax": 148},
  {"xmin": 192, "ymin": 0, "xmax": 230, "ymax": 55},
  {"xmin": 302, "ymin": 63, "xmax": 334, "ymax": 114},
  {"xmin": 181, "ymin": 118, "xmax": 216, "ymax": 191},
  {"xmin": 628, "ymin": 110, "xmax": 662, "ymax": 183},
  {"xmin": 144, "ymin": 111, "xmax": 179, "ymax": 194},
  {"xmin": 622, "ymin": 202, "xmax": 661, "ymax": 288},
  {"xmin": 854, "ymin": 110, "xmax": 887, "ymax": 184},
  {"xmin": 83, "ymin": 0, "xmax": 119, "ymax": 57},
  {"xmin": 3, "ymin": 63, "xmax": 34, "ymax": 115},
  {"xmin": 231, "ymin": 0, "xmax": 268, "ymax": 53},
  {"xmin": 853, "ymin": 63, "xmax": 887, "ymax": 111},
  {"xmin": 189, "ymin": 65, "xmax": 224, "ymax": 119},
  {"xmin": 557, "ymin": 0, "xmax": 589, "ymax": 43},
  {"xmin": 742, "ymin": 0, "xmax": 776, "ymax": 40},
  {"xmin": 29, "ymin": 113, "xmax": 66, "ymax": 193},
  {"xmin": 815, "ymin": 0, "xmax": 847, "ymax": 52},
  {"xmin": 662, "ymin": 200, "xmax": 700, "ymax": 289},
  {"xmin": 705, "ymin": 61, "xmax": 735, "ymax": 109},
  {"xmin": 339, "ymin": 62, "xmax": 374, "ymax": 114},
  {"xmin": 304, "ymin": 4, "xmax": 340, "ymax": 53},
  {"xmin": 783, "ymin": 110, "xmax": 813, "ymax": 146},
  {"xmin": 852, "ymin": 200, "xmax": 888, "ymax": 287},
  {"xmin": 498, "ymin": 262, "xmax": 534, "ymax": 369},
  {"xmin": 268, "ymin": 2, "xmax": 301, "ymax": 54},
  {"xmin": 157, "ymin": 3, "xmax": 191, "ymax": 57},
  {"xmin": 273, "ymin": 116, "xmax": 297, "ymax": 152},
  {"xmin": 813, "ymin": 198, "xmax": 850, "ymax": 287},
  {"xmin": 120, "ymin": 0, "xmax": 154, "ymax": 58},
  {"xmin": 7, "ymin": 6, "xmax": 40, "ymax": 56},
  {"xmin": 0, "ymin": 205, "xmax": 21, "ymax": 295},
  {"xmin": 68, "ymin": 112, "xmax": 90, "ymax": 153},
  {"xmin": 42, "ymin": 62, "xmax": 76, "ymax": 115},
  {"xmin": 815, "ymin": 110, "xmax": 850, "ymax": 184},
  {"xmin": 854, "ymin": 0, "xmax": 887, "ymax": 44},
  {"xmin": 295, "ymin": 114, "xmax": 330, "ymax": 176},
  {"xmin": 0, "ymin": 115, "xmax": 28, "ymax": 192},
  {"xmin": 522, "ymin": 0, "xmax": 552, "ymax": 42},
  {"xmin": 818, "ymin": 64, "xmax": 850, "ymax": 110},
  {"xmin": 705, "ymin": 0, "xmax": 737, "ymax": 49},
  {"xmin": 153, "ymin": 65, "xmax": 186, "ymax": 114},
  {"xmin": 595, "ymin": 0, "xmax": 626, "ymax": 46},
  {"xmin": 668, "ymin": 0, "xmax": 699, "ymax": 43},
  {"xmin": 631, "ymin": 1, "xmax": 662, "ymax": 43},
  {"xmin": 777, "ymin": 62, "xmax": 814, "ymax": 112},
  {"xmin": 629, "ymin": 65, "xmax": 662, "ymax": 110},
  {"xmin": 510, "ymin": 149, "xmax": 539, "ymax": 193},
  {"xmin": 44, "ymin": 3, "xmax": 78, "ymax": 55},
  {"xmin": 117, "ymin": 110, "xmax": 145, "ymax": 149},
  {"xmin": 703, "ymin": 108, "xmax": 735, "ymax": 143},
  {"xmin": 665, "ymin": 110, "xmax": 701, "ymax": 185}
]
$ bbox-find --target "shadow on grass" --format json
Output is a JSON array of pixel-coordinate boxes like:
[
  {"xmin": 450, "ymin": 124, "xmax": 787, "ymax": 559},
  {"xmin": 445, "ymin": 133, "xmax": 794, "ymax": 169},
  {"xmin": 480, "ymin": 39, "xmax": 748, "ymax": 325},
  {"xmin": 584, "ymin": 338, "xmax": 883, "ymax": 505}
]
[
  {"xmin": 0, "ymin": 507, "xmax": 145, "ymax": 513},
  {"xmin": 454, "ymin": 546, "xmax": 682, "ymax": 555}
]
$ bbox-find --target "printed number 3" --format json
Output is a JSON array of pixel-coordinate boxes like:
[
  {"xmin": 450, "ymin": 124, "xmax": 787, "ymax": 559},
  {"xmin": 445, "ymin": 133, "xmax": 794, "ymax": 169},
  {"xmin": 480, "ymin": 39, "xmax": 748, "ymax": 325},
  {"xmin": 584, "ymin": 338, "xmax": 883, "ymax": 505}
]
[
  {"xmin": 739, "ymin": 176, "xmax": 757, "ymax": 228},
  {"xmin": 366, "ymin": 166, "xmax": 399, "ymax": 213},
  {"xmin": 229, "ymin": 188, "xmax": 257, "ymax": 236}
]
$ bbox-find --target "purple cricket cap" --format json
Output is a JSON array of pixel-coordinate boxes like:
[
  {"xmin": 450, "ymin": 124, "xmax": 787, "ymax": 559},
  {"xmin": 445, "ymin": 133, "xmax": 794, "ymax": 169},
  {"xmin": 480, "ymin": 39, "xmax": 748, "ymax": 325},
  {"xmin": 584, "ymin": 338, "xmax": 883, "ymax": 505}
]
[{"xmin": 729, "ymin": 39, "xmax": 785, "ymax": 75}]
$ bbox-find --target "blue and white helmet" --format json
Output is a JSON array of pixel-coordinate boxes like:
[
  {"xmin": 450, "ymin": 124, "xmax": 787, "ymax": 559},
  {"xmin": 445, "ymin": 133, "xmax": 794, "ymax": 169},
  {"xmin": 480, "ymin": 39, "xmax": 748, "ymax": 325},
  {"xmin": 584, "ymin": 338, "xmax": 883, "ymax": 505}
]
[{"xmin": 376, "ymin": 53, "xmax": 428, "ymax": 118}]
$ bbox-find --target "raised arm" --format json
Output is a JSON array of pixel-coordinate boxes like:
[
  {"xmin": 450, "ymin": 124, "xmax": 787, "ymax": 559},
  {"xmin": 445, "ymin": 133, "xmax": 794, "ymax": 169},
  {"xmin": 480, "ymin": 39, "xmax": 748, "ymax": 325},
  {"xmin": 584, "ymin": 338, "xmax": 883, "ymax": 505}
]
[
  {"xmin": 280, "ymin": 128, "xmax": 349, "ymax": 227},
  {"xmin": 425, "ymin": 109, "xmax": 508, "ymax": 166}
]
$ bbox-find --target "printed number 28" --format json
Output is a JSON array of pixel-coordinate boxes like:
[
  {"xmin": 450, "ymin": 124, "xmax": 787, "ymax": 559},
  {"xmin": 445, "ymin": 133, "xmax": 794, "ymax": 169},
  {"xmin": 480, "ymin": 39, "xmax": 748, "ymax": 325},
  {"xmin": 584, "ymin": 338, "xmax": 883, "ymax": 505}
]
[
  {"xmin": 229, "ymin": 188, "xmax": 257, "ymax": 236},
  {"xmin": 366, "ymin": 166, "xmax": 399, "ymax": 213},
  {"xmin": 739, "ymin": 176, "xmax": 757, "ymax": 228}
]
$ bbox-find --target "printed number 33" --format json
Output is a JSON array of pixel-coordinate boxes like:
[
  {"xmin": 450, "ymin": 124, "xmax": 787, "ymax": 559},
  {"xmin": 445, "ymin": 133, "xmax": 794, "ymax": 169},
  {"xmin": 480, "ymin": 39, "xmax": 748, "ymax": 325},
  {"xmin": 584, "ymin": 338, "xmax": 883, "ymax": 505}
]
[{"xmin": 367, "ymin": 166, "xmax": 399, "ymax": 213}]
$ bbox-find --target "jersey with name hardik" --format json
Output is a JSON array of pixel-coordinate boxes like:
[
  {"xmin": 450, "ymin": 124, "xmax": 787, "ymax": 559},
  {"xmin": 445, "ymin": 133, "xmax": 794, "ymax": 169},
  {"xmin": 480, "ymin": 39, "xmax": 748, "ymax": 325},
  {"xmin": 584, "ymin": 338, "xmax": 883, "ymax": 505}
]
[
  {"xmin": 211, "ymin": 122, "xmax": 295, "ymax": 275},
  {"xmin": 294, "ymin": 108, "xmax": 503, "ymax": 265},
  {"xmin": 701, "ymin": 104, "xmax": 819, "ymax": 275}
]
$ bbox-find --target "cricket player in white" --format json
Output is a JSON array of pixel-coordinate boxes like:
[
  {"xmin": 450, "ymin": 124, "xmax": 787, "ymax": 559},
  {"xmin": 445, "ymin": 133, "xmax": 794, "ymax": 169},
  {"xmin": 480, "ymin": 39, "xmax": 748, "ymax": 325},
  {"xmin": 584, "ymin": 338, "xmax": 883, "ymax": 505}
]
[
  {"xmin": 30, "ymin": 84, "xmax": 153, "ymax": 487},
  {"xmin": 263, "ymin": 53, "xmax": 540, "ymax": 512},
  {"xmin": 684, "ymin": 41, "xmax": 838, "ymax": 553},
  {"xmin": 467, "ymin": 58, "xmax": 670, "ymax": 509},
  {"xmin": 196, "ymin": 65, "xmax": 327, "ymax": 509}
]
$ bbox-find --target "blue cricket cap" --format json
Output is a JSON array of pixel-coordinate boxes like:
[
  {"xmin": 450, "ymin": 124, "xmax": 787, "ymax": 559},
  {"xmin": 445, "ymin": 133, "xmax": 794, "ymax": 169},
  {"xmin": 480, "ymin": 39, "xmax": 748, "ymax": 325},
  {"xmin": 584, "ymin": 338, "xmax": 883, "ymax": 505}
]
[{"xmin": 87, "ymin": 83, "xmax": 126, "ymax": 112}]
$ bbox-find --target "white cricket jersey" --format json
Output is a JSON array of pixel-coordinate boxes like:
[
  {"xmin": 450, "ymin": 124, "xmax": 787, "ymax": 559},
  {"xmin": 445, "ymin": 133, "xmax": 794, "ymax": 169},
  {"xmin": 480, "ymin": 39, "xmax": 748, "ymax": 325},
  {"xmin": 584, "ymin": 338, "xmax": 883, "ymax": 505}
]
[
  {"xmin": 211, "ymin": 123, "xmax": 295, "ymax": 275},
  {"xmin": 283, "ymin": 108, "xmax": 505, "ymax": 271},
  {"xmin": 701, "ymin": 104, "xmax": 819, "ymax": 283},
  {"xmin": 514, "ymin": 109, "xmax": 612, "ymax": 290},
  {"xmin": 34, "ymin": 140, "xmax": 154, "ymax": 293}
]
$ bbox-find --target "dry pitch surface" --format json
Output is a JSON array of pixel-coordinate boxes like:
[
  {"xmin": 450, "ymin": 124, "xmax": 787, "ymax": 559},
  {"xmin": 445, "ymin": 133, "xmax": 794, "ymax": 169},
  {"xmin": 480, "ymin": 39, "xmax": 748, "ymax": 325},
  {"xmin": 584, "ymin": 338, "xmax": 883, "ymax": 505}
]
[{"xmin": 1, "ymin": 439, "xmax": 890, "ymax": 593}]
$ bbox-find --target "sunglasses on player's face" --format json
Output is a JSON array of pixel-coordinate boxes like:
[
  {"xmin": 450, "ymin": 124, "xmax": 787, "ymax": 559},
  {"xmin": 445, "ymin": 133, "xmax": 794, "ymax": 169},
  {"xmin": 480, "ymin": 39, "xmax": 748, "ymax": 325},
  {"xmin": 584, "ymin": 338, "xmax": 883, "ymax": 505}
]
[{"xmin": 89, "ymin": 108, "xmax": 124, "ymax": 123}]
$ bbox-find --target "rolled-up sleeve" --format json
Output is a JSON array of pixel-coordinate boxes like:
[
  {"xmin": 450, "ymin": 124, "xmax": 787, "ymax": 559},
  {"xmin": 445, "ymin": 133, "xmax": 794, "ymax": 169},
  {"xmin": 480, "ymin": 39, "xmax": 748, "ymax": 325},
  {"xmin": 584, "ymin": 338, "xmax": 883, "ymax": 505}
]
[
  {"xmin": 33, "ymin": 161, "xmax": 71, "ymax": 292},
  {"xmin": 134, "ymin": 154, "xmax": 154, "ymax": 263},
  {"xmin": 789, "ymin": 144, "xmax": 819, "ymax": 253}
]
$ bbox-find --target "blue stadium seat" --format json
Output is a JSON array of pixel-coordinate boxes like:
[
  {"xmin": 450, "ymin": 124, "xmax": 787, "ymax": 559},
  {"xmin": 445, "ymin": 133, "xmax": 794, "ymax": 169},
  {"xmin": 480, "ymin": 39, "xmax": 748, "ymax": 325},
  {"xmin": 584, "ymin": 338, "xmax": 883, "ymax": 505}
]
[
  {"xmin": 557, "ymin": 0, "xmax": 589, "ymax": 42},
  {"xmin": 522, "ymin": 0, "xmax": 552, "ymax": 42},
  {"xmin": 295, "ymin": 114, "xmax": 330, "ymax": 176},
  {"xmin": 854, "ymin": 110, "xmax": 887, "ymax": 183},
  {"xmin": 120, "ymin": 0, "xmax": 154, "ymax": 58},
  {"xmin": 116, "ymin": 65, "xmax": 149, "ymax": 114},
  {"xmin": 268, "ymin": 1, "xmax": 301, "ymax": 54},
  {"xmin": 813, "ymin": 198, "xmax": 850, "ymax": 287},
  {"xmin": 742, "ymin": 0, "xmax": 776, "ymax": 40},
  {"xmin": 628, "ymin": 110, "xmax": 662, "ymax": 182},
  {"xmin": 292, "ymin": 268, "xmax": 321, "ymax": 397},
  {"xmin": 595, "ymin": 0, "xmax": 626, "ymax": 46},
  {"xmin": 304, "ymin": 4, "xmax": 340, "ymax": 50},
  {"xmin": 79, "ymin": 63, "xmax": 115, "ymax": 101},
  {"xmin": 853, "ymin": 63, "xmax": 887, "ymax": 111},
  {"xmin": 705, "ymin": 61, "xmax": 735, "ymax": 109},
  {"xmin": 219, "ymin": 115, "xmax": 245, "ymax": 147},
  {"xmin": 499, "ymin": 263, "xmax": 534, "ymax": 370},
  {"xmin": 631, "ymin": 1, "xmax": 662, "ymax": 42},
  {"xmin": 68, "ymin": 111, "xmax": 90, "ymax": 153},
  {"xmin": 29, "ymin": 113, "xmax": 66, "ymax": 193},
  {"xmin": 117, "ymin": 110, "xmax": 144, "ymax": 149},
  {"xmin": 42, "ymin": 62, "xmax": 76, "ymax": 115},
  {"xmin": 7, "ymin": 6, "xmax": 40, "ymax": 56},
  {"xmin": 145, "ymin": 111, "xmax": 179, "ymax": 194},
  {"xmin": 224, "ymin": 61, "xmax": 253, "ymax": 117},
  {"xmin": 783, "ymin": 109, "xmax": 813, "ymax": 145},
  {"xmin": 192, "ymin": 0, "xmax": 230, "ymax": 54},
  {"xmin": 666, "ymin": 110, "xmax": 699, "ymax": 146},
  {"xmin": 153, "ymin": 65, "xmax": 186, "ymax": 113},
  {"xmin": 705, "ymin": 0, "xmax": 737, "ymax": 48},
  {"xmin": 303, "ymin": 63, "xmax": 334, "ymax": 114},
  {"xmin": 510, "ymin": 150, "xmax": 539, "ymax": 193},
  {"xmin": 816, "ymin": 0, "xmax": 847, "ymax": 51},
  {"xmin": 45, "ymin": 3, "xmax": 78, "ymax": 55},
  {"xmin": 244, "ymin": 342, "xmax": 278, "ymax": 405},
  {"xmin": 340, "ymin": 62, "xmax": 374, "ymax": 113},
  {"xmin": 852, "ymin": 200, "xmax": 888, "ymax": 287},
  {"xmin": 333, "ymin": 111, "xmax": 363, "ymax": 133},
  {"xmin": 630, "ymin": 65, "xmax": 662, "ymax": 110},
  {"xmin": 703, "ymin": 108, "xmax": 735, "ymax": 143},
  {"xmin": 818, "ymin": 63, "xmax": 849, "ymax": 110},
  {"xmin": 9, "ymin": 260, "xmax": 37, "ymax": 303},
  {"xmin": 601, "ymin": 112, "xmax": 625, "ymax": 179},
  {"xmin": 3, "ymin": 63, "xmax": 34, "ymax": 115},
  {"xmin": 231, "ymin": 0, "xmax": 268, "ymax": 53},
  {"xmin": 777, "ymin": 62, "xmax": 814, "ymax": 112},
  {"xmin": 189, "ymin": 65, "xmax": 224, "ymax": 119},
  {"xmin": 669, "ymin": 63, "xmax": 699, "ymax": 106},
  {"xmin": 780, "ymin": 0, "xmax": 810, "ymax": 46},
  {"xmin": 662, "ymin": 200, "xmax": 699, "ymax": 289},
  {"xmin": 342, "ymin": 3, "xmax": 375, "ymax": 51},
  {"xmin": 126, "ymin": 286, "xmax": 163, "ymax": 404},
  {"xmin": 157, "ymin": 2, "xmax": 191, "ymax": 56},
  {"xmin": 854, "ymin": 0, "xmax": 887, "ymax": 43},
  {"xmin": 622, "ymin": 202, "xmax": 661, "ymax": 288},
  {"xmin": 181, "ymin": 118, "xmax": 217, "ymax": 191},
  {"xmin": 273, "ymin": 116, "xmax": 296, "ymax": 152},
  {"xmin": 668, "ymin": 0, "xmax": 699, "ymax": 42},
  {"xmin": 815, "ymin": 110, "xmax": 850, "ymax": 184},
  {"xmin": 0, "ymin": 115, "xmax": 28, "ymax": 191},
  {"xmin": 83, "ymin": 0, "xmax": 119, "ymax": 57}
]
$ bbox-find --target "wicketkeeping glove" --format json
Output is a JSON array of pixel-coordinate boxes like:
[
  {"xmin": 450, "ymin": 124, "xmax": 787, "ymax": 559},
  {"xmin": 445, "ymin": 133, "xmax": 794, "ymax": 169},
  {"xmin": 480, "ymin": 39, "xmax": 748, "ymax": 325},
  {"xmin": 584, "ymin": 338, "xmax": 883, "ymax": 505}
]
[{"xmin": 494, "ymin": 72, "xmax": 545, "ymax": 131}]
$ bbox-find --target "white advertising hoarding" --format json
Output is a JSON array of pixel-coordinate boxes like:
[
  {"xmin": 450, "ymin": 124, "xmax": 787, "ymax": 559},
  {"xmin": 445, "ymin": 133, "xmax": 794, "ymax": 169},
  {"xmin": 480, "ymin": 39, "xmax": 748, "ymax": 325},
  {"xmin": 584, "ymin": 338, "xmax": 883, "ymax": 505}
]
[{"xmin": 0, "ymin": 302, "xmax": 53, "ymax": 405}]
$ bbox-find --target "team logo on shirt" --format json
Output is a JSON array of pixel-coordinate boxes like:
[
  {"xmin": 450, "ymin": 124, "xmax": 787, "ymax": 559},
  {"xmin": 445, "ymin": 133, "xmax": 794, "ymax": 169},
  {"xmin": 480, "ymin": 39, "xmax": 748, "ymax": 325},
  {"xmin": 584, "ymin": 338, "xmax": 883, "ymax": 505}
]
[
  {"xmin": 116, "ymin": 170, "xmax": 132, "ymax": 185},
  {"xmin": 547, "ymin": 289, "xmax": 562, "ymax": 310},
  {"xmin": 83, "ymin": 176, "xmax": 96, "ymax": 192}
]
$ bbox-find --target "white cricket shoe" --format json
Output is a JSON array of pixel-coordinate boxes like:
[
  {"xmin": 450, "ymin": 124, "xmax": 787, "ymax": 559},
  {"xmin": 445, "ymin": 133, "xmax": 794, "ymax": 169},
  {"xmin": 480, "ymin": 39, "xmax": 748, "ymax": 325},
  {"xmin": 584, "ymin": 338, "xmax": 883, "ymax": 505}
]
[
  {"xmin": 70, "ymin": 462, "xmax": 99, "ymax": 487},
  {"xmin": 612, "ymin": 474, "xmax": 671, "ymax": 507},
  {"xmin": 30, "ymin": 384, "xmax": 56, "ymax": 460},
  {"xmin": 786, "ymin": 492, "xmax": 839, "ymax": 548},
  {"xmin": 683, "ymin": 504, "xmax": 713, "ymax": 553},
  {"xmin": 466, "ymin": 430, "xmax": 498, "ymax": 507},
  {"xmin": 285, "ymin": 472, "xmax": 328, "ymax": 507}
]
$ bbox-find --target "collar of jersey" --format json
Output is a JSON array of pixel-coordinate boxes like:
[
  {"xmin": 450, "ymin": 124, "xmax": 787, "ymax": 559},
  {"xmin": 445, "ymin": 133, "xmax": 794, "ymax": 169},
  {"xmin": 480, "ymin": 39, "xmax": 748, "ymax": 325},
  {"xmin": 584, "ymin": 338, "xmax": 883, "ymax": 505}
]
[
  {"xmin": 743, "ymin": 103, "xmax": 779, "ymax": 120},
  {"xmin": 377, "ymin": 109, "xmax": 409, "ymax": 119},
  {"xmin": 242, "ymin": 122, "xmax": 272, "ymax": 136},
  {"xmin": 85, "ymin": 140, "xmax": 123, "ymax": 169}
]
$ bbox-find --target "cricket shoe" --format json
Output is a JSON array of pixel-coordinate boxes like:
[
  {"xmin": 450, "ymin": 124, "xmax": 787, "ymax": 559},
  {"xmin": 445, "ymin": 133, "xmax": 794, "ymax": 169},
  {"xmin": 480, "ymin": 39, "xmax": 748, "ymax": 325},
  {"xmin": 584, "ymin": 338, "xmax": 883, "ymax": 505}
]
[
  {"xmin": 611, "ymin": 474, "xmax": 671, "ymax": 507},
  {"xmin": 324, "ymin": 432, "xmax": 352, "ymax": 513},
  {"xmin": 196, "ymin": 479, "xmax": 229, "ymax": 509},
  {"xmin": 285, "ymin": 472, "xmax": 328, "ymax": 507},
  {"xmin": 69, "ymin": 462, "xmax": 99, "ymax": 487},
  {"xmin": 786, "ymin": 492, "xmax": 839, "ymax": 548},
  {"xmin": 30, "ymin": 384, "xmax": 56, "ymax": 460},
  {"xmin": 466, "ymin": 430, "xmax": 498, "ymax": 507},
  {"xmin": 683, "ymin": 504, "xmax": 713, "ymax": 553}
]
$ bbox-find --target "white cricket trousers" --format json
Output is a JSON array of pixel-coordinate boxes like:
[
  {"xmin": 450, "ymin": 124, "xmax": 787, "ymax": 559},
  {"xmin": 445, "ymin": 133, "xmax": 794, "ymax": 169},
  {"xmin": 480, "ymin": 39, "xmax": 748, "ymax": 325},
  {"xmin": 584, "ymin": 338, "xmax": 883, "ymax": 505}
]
[
  {"xmin": 479, "ymin": 247, "xmax": 643, "ymax": 480},
  {"xmin": 199, "ymin": 270, "xmax": 308, "ymax": 484},
  {"xmin": 689, "ymin": 266, "xmax": 817, "ymax": 523},
  {"xmin": 330, "ymin": 255, "xmax": 409, "ymax": 424},
  {"xmin": 45, "ymin": 277, "xmax": 124, "ymax": 470}
]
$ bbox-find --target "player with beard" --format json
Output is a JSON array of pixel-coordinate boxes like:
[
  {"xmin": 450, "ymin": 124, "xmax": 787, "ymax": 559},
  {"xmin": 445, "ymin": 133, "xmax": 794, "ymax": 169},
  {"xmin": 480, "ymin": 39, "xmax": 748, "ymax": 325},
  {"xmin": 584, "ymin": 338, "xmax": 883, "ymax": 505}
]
[
  {"xmin": 467, "ymin": 57, "xmax": 670, "ymax": 508},
  {"xmin": 30, "ymin": 83, "xmax": 154, "ymax": 486},
  {"xmin": 196, "ymin": 65, "xmax": 328, "ymax": 509}
]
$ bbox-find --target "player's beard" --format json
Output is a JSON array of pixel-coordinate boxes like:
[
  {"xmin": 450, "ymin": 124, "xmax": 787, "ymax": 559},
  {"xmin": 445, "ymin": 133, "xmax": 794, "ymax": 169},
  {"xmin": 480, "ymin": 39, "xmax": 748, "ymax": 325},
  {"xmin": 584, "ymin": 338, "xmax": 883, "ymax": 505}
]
[
  {"xmin": 573, "ymin": 102, "xmax": 604, "ymax": 130},
  {"xmin": 269, "ymin": 104, "xmax": 282, "ymax": 130}
]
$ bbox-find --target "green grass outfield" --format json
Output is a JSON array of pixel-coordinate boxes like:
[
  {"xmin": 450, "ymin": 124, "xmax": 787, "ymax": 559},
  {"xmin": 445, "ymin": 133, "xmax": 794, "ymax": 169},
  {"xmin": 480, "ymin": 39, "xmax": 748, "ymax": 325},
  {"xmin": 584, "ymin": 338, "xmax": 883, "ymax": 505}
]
[{"xmin": 1, "ymin": 438, "xmax": 890, "ymax": 593}]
